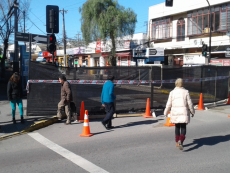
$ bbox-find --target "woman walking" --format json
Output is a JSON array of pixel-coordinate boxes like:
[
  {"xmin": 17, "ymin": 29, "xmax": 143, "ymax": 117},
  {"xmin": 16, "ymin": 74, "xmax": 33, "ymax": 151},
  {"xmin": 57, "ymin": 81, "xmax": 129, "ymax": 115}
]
[
  {"xmin": 164, "ymin": 78, "xmax": 195, "ymax": 150},
  {"xmin": 7, "ymin": 72, "xmax": 24, "ymax": 124}
]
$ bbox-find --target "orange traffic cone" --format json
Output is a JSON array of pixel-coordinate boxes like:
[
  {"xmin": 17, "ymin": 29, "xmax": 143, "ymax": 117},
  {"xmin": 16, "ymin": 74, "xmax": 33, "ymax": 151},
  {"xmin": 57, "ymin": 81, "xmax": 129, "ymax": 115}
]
[
  {"xmin": 164, "ymin": 112, "xmax": 175, "ymax": 127},
  {"xmin": 79, "ymin": 110, "xmax": 93, "ymax": 137},
  {"xmin": 78, "ymin": 101, "xmax": 85, "ymax": 122},
  {"xmin": 226, "ymin": 94, "xmax": 230, "ymax": 105},
  {"xmin": 197, "ymin": 93, "xmax": 205, "ymax": 110},
  {"xmin": 143, "ymin": 98, "xmax": 152, "ymax": 118}
]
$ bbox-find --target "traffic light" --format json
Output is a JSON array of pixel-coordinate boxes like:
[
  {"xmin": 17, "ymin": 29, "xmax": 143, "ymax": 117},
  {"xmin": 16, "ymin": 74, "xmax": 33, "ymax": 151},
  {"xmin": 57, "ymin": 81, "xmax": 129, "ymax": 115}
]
[
  {"xmin": 165, "ymin": 0, "xmax": 173, "ymax": 7},
  {"xmin": 202, "ymin": 44, "xmax": 208, "ymax": 57},
  {"xmin": 46, "ymin": 5, "xmax": 59, "ymax": 33},
  {"xmin": 47, "ymin": 34, "xmax": 56, "ymax": 54}
]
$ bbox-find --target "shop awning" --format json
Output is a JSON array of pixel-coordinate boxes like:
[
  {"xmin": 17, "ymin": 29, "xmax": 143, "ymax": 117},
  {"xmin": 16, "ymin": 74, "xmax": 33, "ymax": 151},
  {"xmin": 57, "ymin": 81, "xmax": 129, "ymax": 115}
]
[{"xmin": 102, "ymin": 52, "xmax": 131, "ymax": 57}]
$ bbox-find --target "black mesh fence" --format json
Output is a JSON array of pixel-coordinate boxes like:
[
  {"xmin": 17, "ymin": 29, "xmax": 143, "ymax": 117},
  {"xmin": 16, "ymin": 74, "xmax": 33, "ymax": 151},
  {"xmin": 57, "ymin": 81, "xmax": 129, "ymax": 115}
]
[
  {"xmin": 27, "ymin": 61, "xmax": 230, "ymax": 116},
  {"xmin": 27, "ymin": 62, "xmax": 161, "ymax": 116}
]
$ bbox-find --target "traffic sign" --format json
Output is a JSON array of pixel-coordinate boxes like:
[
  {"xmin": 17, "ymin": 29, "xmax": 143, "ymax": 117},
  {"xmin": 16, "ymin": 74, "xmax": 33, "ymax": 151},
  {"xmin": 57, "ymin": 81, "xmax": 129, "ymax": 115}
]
[
  {"xmin": 15, "ymin": 32, "xmax": 29, "ymax": 42},
  {"xmin": 15, "ymin": 32, "xmax": 48, "ymax": 44},
  {"xmin": 31, "ymin": 34, "xmax": 48, "ymax": 44}
]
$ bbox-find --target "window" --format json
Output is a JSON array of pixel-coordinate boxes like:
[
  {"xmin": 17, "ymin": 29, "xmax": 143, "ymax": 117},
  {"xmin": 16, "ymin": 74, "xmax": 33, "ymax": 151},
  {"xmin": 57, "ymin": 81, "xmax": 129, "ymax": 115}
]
[
  {"xmin": 152, "ymin": 17, "xmax": 171, "ymax": 40},
  {"xmin": 177, "ymin": 18, "xmax": 185, "ymax": 41},
  {"xmin": 187, "ymin": 4, "xmax": 230, "ymax": 36}
]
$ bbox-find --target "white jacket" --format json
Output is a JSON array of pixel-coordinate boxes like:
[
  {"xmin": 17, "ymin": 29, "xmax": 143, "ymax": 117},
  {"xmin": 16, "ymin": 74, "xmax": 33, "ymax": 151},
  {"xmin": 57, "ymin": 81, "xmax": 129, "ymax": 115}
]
[{"xmin": 164, "ymin": 87, "xmax": 195, "ymax": 124}]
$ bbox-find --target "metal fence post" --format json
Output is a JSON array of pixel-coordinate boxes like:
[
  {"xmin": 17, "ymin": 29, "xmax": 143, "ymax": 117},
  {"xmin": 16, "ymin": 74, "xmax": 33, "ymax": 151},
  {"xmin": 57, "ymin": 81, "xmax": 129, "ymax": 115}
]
[
  {"xmin": 228, "ymin": 71, "xmax": 230, "ymax": 98},
  {"xmin": 214, "ymin": 66, "xmax": 217, "ymax": 104},
  {"xmin": 150, "ymin": 66, "xmax": 154, "ymax": 108}
]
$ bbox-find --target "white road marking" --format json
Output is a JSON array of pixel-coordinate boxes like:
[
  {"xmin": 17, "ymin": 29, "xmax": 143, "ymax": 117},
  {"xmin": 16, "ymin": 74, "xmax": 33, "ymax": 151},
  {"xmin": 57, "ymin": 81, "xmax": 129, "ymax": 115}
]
[{"xmin": 28, "ymin": 132, "xmax": 109, "ymax": 173}]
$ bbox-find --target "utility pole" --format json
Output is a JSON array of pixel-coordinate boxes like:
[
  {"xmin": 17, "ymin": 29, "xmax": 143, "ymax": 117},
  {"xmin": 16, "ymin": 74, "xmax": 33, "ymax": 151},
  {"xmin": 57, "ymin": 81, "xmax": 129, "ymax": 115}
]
[
  {"xmin": 59, "ymin": 8, "xmax": 68, "ymax": 67},
  {"xmin": 206, "ymin": 0, "xmax": 212, "ymax": 64},
  {"xmin": 76, "ymin": 32, "xmax": 81, "ymax": 47},
  {"xmin": 144, "ymin": 21, "xmax": 148, "ymax": 35},
  {"xmin": 13, "ymin": 0, "xmax": 19, "ymax": 73}
]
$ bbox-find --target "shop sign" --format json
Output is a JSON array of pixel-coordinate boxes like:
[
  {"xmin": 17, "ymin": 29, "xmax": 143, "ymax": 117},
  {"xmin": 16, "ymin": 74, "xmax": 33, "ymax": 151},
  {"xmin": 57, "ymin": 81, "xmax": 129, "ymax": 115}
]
[
  {"xmin": 133, "ymin": 49, "xmax": 147, "ymax": 57},
  {"xmin": 43, "ymin": 51, "xmax": 52, "ymax": 57},
  {"xmin": 73, "ymin": 47, "xmax": 85, "ymax": 54},
  {"xmin": 210, "ymin": 60, "xmax": 223, "ymax": 66},
  {"xmin": 96, "ymin": 39, "xmax": 101, "ymax": 53},
  {"xmin": 184, "ymin": 54, "xmax": 205, "ymax": 65},
  {"xmin": 85, "ymin": 47, "xmax": 95, "ymax": 54},
  {"xmin": 66, "ymin": 48, "xmax": 74, "ymax": 55},
  {"xmin": 223, "ymin": 60, "xmax": 230, "ymax": 66},
  {"xmin": 56, "ymin": 50, "xmax": 64, "ymax": 56},
  {"xmin": 146, "ymin": 48, "xmax": 164, "ymax": 57}
]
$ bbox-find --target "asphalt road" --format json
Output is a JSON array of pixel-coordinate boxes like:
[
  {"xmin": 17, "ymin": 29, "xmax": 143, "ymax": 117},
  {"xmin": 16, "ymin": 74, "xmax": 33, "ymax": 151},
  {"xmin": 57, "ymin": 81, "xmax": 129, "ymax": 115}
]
[{"xmin": 1, "ymin": 105, "xmax": 230, "ymax": 173}]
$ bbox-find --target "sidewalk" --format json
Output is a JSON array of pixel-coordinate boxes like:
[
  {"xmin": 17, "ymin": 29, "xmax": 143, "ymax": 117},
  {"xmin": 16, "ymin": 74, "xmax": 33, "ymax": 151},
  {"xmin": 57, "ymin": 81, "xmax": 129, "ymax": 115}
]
[{"xmin": 0, "ymin": 99, "xmax": 56, "ymax": 139}]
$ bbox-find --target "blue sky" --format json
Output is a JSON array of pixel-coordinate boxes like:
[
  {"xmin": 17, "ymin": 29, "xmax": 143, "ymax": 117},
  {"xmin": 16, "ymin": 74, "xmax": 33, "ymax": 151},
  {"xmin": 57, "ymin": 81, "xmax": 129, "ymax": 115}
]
[{"xmin": 5, "ymin": 0, "xmax": 164, "ymax": 44}]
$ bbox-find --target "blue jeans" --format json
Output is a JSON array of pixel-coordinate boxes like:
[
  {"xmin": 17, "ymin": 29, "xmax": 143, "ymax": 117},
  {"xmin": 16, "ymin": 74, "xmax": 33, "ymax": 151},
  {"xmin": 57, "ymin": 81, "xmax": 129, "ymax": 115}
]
[{"xmin": 10, "ymin": 99, "xmax": 23, "ymax": 118}]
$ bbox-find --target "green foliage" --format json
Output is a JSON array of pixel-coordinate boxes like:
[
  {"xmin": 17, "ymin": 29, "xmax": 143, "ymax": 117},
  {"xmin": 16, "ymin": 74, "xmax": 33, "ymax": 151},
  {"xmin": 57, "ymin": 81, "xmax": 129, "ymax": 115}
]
[{"xmin": 79, "ymin": 0, "xmax": 137, "ymax": 65}]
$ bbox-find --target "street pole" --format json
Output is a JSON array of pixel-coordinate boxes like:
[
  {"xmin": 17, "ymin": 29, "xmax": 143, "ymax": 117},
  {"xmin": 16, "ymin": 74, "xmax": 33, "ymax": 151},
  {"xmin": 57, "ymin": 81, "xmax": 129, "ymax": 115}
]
[
  {"xmin": 206, "ymin": 0, "xmax": 212, "ymax": 64},
  {"xmin": 60, "ymin": 8, "xmax": 68, "ymax": 67},
  {"xmin": 23, "ymin": 10, "xmax": 26, "ymax": 46},
  {"xmin": 13, "ymin": 1, "xmax": 19, "ymax": 73}
]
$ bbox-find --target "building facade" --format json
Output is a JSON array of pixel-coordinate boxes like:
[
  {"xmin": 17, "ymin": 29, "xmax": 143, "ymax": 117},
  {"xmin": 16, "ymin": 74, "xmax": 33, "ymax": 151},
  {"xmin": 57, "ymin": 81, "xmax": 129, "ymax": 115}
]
[{"xmin": 148, "ymin": 0, "xmax": 230, "ymax": 66}]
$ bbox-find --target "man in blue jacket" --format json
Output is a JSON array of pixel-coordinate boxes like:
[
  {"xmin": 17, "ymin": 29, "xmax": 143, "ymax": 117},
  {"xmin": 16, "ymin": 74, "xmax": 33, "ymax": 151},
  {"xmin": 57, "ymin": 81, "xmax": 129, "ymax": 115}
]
[{"xmin": 101, "ymin": 75, "xmax": 116, "ymax": 130}]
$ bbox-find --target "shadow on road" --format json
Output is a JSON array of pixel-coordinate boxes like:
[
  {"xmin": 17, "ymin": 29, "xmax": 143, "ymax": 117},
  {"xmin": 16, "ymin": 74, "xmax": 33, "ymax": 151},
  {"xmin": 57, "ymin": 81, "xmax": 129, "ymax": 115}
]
[
  {"xmin": 0, "ymin": 117, "xmax": 51, "ymax": 135},
  {"xmin": 115, "ymin": 119, "xmax": 158, "ymax": 129},
  {"xmin": 184, "ymin": 134, "xmax": 230, "ymax": 152}
]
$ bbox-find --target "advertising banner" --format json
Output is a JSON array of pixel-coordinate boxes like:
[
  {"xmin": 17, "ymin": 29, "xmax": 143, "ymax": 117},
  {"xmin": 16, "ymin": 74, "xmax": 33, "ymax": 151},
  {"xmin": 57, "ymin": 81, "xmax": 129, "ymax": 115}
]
[{"xmin": 96, "ymin": 39, "xmax": 101, "ymax": 53}]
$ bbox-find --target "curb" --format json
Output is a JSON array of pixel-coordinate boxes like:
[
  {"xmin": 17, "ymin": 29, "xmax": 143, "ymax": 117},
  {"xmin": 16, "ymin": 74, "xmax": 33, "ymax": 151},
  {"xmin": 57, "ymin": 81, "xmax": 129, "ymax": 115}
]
[
  {"xmin": 0, "ymin": 116, "xmax": 58, "ymax": 141},
  {"xmin": 156, "ymin": 89, "xmax": 215, "ymax": 98}
]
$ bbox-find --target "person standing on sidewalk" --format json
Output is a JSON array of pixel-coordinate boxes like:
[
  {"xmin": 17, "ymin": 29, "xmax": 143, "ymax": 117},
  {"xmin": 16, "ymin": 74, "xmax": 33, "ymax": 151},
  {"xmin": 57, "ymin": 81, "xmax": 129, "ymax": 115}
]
[
  {"xmin": 7, "ymin": 72, "xmax": 24, "ymax": 124},
  {"xmin": 164, "ymin": 78, "xmax": 195, "ymax": 150},
  {"xmin": 57, "ymin": 75, "xmax": 73, "ymax": 125},
  {"xmin": 101, "ymin": 75, "xmax": 116, "ymax": 130}
]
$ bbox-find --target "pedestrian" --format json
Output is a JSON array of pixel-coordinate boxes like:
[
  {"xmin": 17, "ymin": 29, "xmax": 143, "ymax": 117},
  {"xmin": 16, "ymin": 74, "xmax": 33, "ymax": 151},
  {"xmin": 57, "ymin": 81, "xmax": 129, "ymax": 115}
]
[
  {"xmin": 101, "ymin": 75, "xmax": 116, "ymax": 130},
  {"xmin": 57, "ymin": 75, "xmax": 73, "ymax": 125},
  {"xmin": 7, "ymin": 72, "xmax": 24, "ymax": 124},
  {"xmin": 164, "ymin": 78, "xmax": 195, "ymax": 150}
]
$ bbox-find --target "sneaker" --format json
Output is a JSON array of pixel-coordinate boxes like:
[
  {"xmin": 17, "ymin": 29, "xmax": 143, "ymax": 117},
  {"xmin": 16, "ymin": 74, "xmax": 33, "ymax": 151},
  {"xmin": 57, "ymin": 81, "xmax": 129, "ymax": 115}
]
[
  {"xmin": 65, "ymin": 122, "xmax": 71, "ymax": 125},
  {"xmin": 21, "ymin": 117, "xmax": 25, "ymax": 124},
  {"xmin": 176, "ymin": 142, "xmax": 179, "ymax": 147},
  {"xmin": 12, "ymin": 118, "xmax": 16, "ymax": 124},
  {"xmin": 178, "ymin": 140, "xmax": 183, "ymax": 150},
  {"xmin": 101, "ymin": 122, "xmax": 109, "ymax": 130},
  {"xmin": 107, "ymin": 126, "xmax": 115, "ymax": 129}
]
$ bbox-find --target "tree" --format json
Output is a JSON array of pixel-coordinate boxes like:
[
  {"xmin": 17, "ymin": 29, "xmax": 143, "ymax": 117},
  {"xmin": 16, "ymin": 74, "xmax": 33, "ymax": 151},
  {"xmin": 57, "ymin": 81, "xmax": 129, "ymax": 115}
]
[
  {"xmin": 79, "ymin": 0, "xmax": 137, "ymax": 66},
  {"xmin": 0, "ymin": 0, "xmax": 30, "ymax": 77}
]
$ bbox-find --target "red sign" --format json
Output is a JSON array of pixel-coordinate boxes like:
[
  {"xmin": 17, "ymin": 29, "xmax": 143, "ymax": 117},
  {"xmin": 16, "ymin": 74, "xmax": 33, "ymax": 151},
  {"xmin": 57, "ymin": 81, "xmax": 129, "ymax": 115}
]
[
  {"xmin": 43, "ymin": 51, "xmax": 56, "ymax": 57},
  {"xmin": 210, "ymin": 60, "xmax": 223, "ymax": 66},
  {"xmin": 223, "ymin": 60, "xmax": 230, "ymax": 66},
  {"xmin": 95, "ymin": 39, "xmax": 101, "ymax": 53}
]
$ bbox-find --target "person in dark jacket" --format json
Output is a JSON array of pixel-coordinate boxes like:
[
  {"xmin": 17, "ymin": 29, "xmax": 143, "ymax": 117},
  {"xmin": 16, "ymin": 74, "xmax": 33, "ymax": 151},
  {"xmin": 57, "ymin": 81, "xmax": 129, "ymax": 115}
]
[
  {"xmin": 7, "ymin": 72, "xmax": 24, "ymax": 124},
  {"xmin": 101, "ymin": 75, "xmax": 116, "ymax": 130},
  {"xmin": 57, "ymin": 75, "xmax": 73, "ymax": 125}
]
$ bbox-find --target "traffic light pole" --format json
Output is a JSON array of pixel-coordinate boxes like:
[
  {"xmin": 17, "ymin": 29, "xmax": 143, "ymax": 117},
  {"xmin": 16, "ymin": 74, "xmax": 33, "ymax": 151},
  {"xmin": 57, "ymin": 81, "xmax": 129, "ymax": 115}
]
[
  {"xmin": 206, "ymin": 0, "xmax": 212, "ymax": 64},
  {"xmin": 13, "ymin": 1, "xmax": 19, "ymax": 73}
]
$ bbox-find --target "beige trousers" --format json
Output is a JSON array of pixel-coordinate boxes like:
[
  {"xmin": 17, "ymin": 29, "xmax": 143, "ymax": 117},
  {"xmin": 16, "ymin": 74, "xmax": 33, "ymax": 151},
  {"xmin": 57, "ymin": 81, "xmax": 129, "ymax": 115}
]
[{"xmin": 57, "ymin": 100, "xmax": 71, "ymax": 123}]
